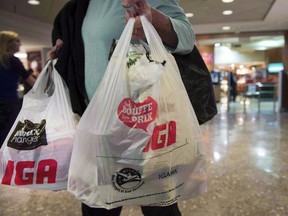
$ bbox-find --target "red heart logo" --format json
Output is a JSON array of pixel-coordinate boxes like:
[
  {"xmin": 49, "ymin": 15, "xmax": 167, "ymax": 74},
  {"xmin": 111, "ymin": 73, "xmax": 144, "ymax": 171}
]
[{"xmin": 117, "ymin": 97, "xmax": 158, "ymax": 132}]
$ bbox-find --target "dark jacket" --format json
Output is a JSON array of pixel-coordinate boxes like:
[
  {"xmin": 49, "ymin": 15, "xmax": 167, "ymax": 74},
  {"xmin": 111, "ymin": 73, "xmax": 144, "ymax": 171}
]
[{"xmin": 52, "ymin": 0, "xmax": 90, "ymax": 115}]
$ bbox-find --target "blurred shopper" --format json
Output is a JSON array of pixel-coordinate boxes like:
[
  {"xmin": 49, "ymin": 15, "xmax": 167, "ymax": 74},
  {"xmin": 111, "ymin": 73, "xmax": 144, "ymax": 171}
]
[
  {"xmin": 0, "ymin": 31, "xmax": 36, "ymax": 147},
  {"xmin": 229, "ymin": 71, "xmax": 238, "ymax": 102},
  {"xmin": 21, "ymin": 60, "xmax": 40, "ymax": 94}
]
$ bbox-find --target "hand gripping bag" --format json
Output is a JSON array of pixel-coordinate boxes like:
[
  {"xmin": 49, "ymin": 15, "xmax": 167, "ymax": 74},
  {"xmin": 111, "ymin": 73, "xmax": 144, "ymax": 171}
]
[
  {"xmin": 68, "ymin": 16, "xmax": 207, "ymax": 209},
  {"xmin": 0, "ymin": 60, "xmax": 77, "ymax": 190}
]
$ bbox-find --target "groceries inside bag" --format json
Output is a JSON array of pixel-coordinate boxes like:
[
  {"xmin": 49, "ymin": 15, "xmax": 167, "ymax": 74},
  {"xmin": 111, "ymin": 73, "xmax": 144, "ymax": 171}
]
[
  {"xmin": 68, "ymin": 16, "xmax": 207, "ymax": 209},
  {"xmin": 0, "ymin": 60, "xmax": 78, "ymax": 190}
]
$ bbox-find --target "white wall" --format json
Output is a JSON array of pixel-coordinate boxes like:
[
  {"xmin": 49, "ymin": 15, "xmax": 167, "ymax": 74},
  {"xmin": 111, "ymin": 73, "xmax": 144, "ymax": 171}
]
[
  {"xmin": 215, "ymin": 46, "xmax": 266, "ymax": 65},
  {"xmin": 0, "ymin": 9, "xmax": 52, "ymax": 52}
]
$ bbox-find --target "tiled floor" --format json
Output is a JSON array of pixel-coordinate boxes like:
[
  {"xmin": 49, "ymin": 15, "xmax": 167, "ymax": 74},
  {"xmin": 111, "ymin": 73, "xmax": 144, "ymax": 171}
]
[{"xmin": 1, "ymin": 98, "xmax": 287, "ymax": 216}]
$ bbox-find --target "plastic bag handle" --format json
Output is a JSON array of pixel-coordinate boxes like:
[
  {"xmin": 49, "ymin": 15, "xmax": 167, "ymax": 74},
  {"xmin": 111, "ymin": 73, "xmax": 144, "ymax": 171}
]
[
  {"xmin": 140, "ymin": 16, "xmax": 170, "ymax": 62},
  {"xmin": 29, "ymin": 60, "xmax": 75, "ymax": 131},
  {"xmin": 110, "ymin": 16, "xmax": 170, "ymax": 63},
  {"xmin": 110, "ymin": 18, "xmax": 135, "ymax": 61}
]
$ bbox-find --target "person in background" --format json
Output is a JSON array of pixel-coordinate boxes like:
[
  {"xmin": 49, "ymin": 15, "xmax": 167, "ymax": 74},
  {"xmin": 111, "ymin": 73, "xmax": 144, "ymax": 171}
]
[
  {"xmin": 48, "ymin": 0, "xmax": 195, "ymax": 215},
  {"xmin": 21, "ymin": 60, "xmax": 40, "ymax": 94},
  {"xmin": 229, "ymin": 71, "xmax": 238, "ymax": 102},
  {"xmin": 0, "ymin": 31, "xmax": 36, "ymax": 147}
]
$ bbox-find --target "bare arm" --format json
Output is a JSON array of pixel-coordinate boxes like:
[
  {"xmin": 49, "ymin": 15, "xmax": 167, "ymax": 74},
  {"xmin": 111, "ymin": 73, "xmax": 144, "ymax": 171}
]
[
  {"xmin": 25, "ymin": 74, "xmax": 36, "ymax": 87},
  {"xmin": 150, "ymin": 7, "xmax": 178, "ymax": 49}
]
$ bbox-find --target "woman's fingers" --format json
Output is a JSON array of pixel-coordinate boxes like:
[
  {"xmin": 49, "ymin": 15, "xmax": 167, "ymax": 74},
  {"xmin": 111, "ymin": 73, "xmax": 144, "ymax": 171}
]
[
  {"xmin": 122, "ymin": 0, "xmax": 140, "ymax": 8},
  {"xmin": 46, "ymin": 39, "xmax": 64, "ymax": 60},
  {"xmin": 123, "ymin": 0, "xmax": 151, "ymax": 39}
]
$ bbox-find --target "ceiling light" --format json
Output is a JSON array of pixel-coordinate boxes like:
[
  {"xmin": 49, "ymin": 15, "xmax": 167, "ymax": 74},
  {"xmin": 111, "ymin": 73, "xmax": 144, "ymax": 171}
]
[
  {"xmin": 255, "ymin": 47, "xmax": 267, "ymax": 51},
  {"xmin": 14, "ymin": 52, "xmax": 27, "ymax": 59},
  {"xmin": 186, "ymin": 13, "xmax": 194, "ymax": 18},
  {"xmin": 222, "ymin": 0, "xmax": 234, "ymax": 3},
  {"xmin": 222, "ymin": 26, "xmax": 231, "ymax": 31},
  {"xmin": 223, "ymin": 10, "xmax": 233, "ymax": 15},
  {"xmin": 28, "ymin": 0, "xmax": 40, "ymax": 5}
]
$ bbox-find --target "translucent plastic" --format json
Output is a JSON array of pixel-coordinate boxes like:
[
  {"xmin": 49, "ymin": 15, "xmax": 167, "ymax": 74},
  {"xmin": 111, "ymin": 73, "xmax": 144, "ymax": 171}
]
[
  {"xmin": 68, "ymin": 16, "xmax": 207, "ymax": 209},
  {"xmin": 0, "ymin": 60, "xmax": 77, "ymax": 190}
]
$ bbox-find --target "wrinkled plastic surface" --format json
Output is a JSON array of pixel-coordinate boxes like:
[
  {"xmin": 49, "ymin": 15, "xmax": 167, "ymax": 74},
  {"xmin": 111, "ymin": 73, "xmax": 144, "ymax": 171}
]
[
  {"xmin": 68, "ymin": 16, "xmax": 207, "ymax": 209},
  {"xmin": 0, "ymin": 61, "xmax": 77, "ymax": 190}
]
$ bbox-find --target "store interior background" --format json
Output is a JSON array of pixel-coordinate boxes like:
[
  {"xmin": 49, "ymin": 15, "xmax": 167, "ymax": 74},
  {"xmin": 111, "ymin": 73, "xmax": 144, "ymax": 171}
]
[
  {"xmin": 0, "ymin": 0, "xmax": 287, "ymax": 112},
  {"xmin": 0, "ymin": 1, "xmax": 288, "ymax": 216}
]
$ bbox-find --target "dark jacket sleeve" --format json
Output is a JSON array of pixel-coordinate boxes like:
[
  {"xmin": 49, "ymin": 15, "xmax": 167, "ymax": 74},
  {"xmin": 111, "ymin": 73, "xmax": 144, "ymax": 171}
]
[
  {"xmin": 52, "ymin": 2, "xmax": 70, "ymax": 45},
  {"xmin": 51, "ymin": 0, "xmax": 89, "ymax": 116}
]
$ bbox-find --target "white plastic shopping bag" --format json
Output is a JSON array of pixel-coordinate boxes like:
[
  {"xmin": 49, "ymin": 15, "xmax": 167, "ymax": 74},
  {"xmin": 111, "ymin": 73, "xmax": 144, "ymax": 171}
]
[
  {"xmin": 68, "ymin": 16, "xmax": 207, "ymax": 209},
  {"xmin": 0, "ymin": 60, "xmax": 77, "ymax": 190}
]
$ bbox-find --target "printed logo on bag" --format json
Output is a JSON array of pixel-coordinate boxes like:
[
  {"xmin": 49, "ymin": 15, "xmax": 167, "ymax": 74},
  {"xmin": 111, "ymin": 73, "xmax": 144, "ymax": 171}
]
[
  {"xmin": 159, "ymin": 168, "xmax": 178, "ymax": 179},
  {"xmin": 112, "ymin": 168, "xmax": 144, "ymax": 193},
  {"xmin": 117, "ymin": 97, "xmax": 157, "ymax": 131},
  {"xmin": 1, "ymin": 159, "xmax": 57, "ymax": 185},
  {"xmin": 143, "ymin": 121, "xmax": 177, "ymax": 152},
  {"xmin": 7, "ymin": 119, "xmax": 47, "ymax": 150}
]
